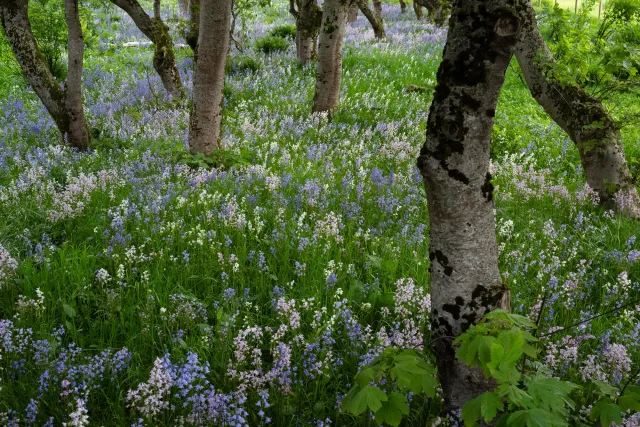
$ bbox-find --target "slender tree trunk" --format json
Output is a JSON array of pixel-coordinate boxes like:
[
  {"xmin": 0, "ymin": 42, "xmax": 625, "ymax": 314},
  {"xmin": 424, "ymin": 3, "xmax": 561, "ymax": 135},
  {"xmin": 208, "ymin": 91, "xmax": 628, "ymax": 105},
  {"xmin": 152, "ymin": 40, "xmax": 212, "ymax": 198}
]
[
  {"xmin": 373, "ymin": 0, "xmax": 382, "ymax": 17},
  {"xmin": 415, "ymin": 0, "xmax": 449, "ymax": 26},
  {"xmin": 312, "ymin": 0, "xmax": 349, "ymax": 114},
  {"xmin": 291, "ymin": 0, "xmax": 322, "ymax": 62},
  {"xmin": 64, "ymin": 0, "xmax": 90, "ymax": 149},
  {"xmin": 188, "ymin": 0, "xmax": 230, "ymax": 155},
  {"xmin": 110, "ymin": 0, "xmax": 184, "ymax": 99},
  {"xmin": 186, "ymin": 0, "xmax": 200, "ymax": 55},
  {"xmin": 399, "ymin": 0, "xmax": 406, "ymax": 13},
  {"xmin": 416, "ymin": 0, "xmax": 521, "ymax": 412},
  {"xmin": 515, "ymin": 0, "xmax": 640, "ymax": 218},
  {"xmin": 356, "ymin": 0, "xmax": 385, "ymax": 38},
  {"xmin": 347, "ymin": 2, "xmax": 358, "ymax": 21},
  {"xmin": 0, "ymin": 0, "xmax": 90, "ymax": 149},
  {"xmin": 413, "ymin": 1, "xmax": 423, "ymax": 18}
]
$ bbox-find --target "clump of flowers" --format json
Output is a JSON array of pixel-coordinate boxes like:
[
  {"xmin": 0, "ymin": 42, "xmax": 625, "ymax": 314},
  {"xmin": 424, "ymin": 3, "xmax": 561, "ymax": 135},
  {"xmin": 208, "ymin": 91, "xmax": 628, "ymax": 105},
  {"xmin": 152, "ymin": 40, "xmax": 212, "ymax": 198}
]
[{"xmin": 0, "ymin": 244, "xmax": 18, "ymax": 287}]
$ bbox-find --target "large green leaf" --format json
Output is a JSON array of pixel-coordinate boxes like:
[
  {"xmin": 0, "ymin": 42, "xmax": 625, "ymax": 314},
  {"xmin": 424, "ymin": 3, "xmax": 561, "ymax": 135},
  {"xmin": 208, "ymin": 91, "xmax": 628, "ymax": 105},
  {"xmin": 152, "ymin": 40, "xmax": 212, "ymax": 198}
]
[
  {"xmin": 374, "ymin": 392, "xmax": 409, "ymax": 427},
  {"xmin": 462, "ymin": 392, "xmax": 504, "ymax": 426}
]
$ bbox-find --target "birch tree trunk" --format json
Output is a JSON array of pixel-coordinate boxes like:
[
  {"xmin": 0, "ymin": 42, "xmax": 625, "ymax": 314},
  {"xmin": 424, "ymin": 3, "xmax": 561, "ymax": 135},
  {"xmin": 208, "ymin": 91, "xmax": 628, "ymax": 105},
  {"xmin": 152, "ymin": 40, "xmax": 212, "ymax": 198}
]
[
  {"xmin": 188, "ymin": 0, "xmax": 230, "ymax": 155},
  {"xmin": 110, "ymin": 0, "xmax": 184, "ymax": 100},
  {"xmin": 416, "ymin": 0, "xmax": 521, "ymax": 411},
  {"xmin": 0, "ymin": 0, "xmax": 90, "ymax": 149},
  {"xmin": 355, "ymin": 0, "xmax": 385, "ymax": 38},
  {"xmin": 312, "ymin": 0, "xmax": 349, "ymax": 113},
  {"xmin": 515, "ymin": 0, "xmax": 640, "ymax": 218},
  {"xmin": 290, "ymin": 0, "xmax": 322, "ymax": 62}
]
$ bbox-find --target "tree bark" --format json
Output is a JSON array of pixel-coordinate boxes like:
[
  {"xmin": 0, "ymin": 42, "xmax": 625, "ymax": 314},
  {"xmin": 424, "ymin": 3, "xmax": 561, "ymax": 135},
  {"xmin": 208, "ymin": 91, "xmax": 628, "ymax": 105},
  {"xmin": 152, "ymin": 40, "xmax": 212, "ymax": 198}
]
[
  {"xmin": 347, "ymin": 1, "xmax": 358, "ymax": 21},
  {"xmin": 413, "ymin": 1, "xmax": 424, "ymax": 19},
  {"xmin": 399, "ymin": 0, "xmax": 406, "ymax": 12},
  {"xmin": 0, "ymin": 0, "xmax": 90, "ymax": 149},
  {"xmin": 416, "ymin": 0, "xmax": 521, "ymax": 412},
  {"xmin": 415, "ymin": 0, "xmax": 449, "ymax": 26},
  {"xmin": 186, "ymin": 0, "xmax": 200, "ymax": 55},
  {"xmin": 291, "ymin": 0, "xmax": 322, "ymax": 62},
  {"xmin": 373, "ymin": 0, "xmax": 382, "ymax": 17},
  {"xmin": 188, "ymin": 0, "xmax": 230, "ymax": 156},
  {"xmin": 356, "ymin": 0, "xmax": 385, "ymax": 39},
  {"xmin": 110, "ymin": 0, "xmax": 184, "ymax": 99},
  {"xmin": 312, "ymin": 0, "xmax": 349, "ymax": 114},
  {"xmin": 515, "ymin": 0, "xmax": 640, "ymax": 218}
]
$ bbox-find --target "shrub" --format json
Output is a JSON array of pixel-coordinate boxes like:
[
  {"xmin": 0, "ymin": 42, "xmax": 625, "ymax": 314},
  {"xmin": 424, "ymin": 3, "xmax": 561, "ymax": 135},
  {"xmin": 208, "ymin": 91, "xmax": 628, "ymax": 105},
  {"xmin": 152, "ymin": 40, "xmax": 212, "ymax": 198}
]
[
  {"xmin": 255, "ymin": 35, "xmax": 289, "ymax": 54},
  {"xmin": 269, "ymin": 24, "xmax": 296, "ymax": 39},
  {"xmin": 225, "ymin": 55, "xmax": 261, "ymax": 74}
]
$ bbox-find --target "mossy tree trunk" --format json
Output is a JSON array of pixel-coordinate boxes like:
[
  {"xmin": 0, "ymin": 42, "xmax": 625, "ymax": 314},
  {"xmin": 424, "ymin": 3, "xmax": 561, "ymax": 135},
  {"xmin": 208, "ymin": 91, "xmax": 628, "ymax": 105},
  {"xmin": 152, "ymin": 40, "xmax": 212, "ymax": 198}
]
[
  {"xmin": 515, "ymin": 0, "xmax": 640, "ymax": 218},
  {"xmin": 0, "ymin": 0, "xmax": 90, "ymax": 149},
  {"xmin": 415, "ymin": 0, "xmax": 449, "ymax": 26},
  {"xmin": 186, "ymin": 0, "xmax": 200, "ymax": 55},
  {"xmin": 399, "ymin": 0, "xmax": 407, "ymax": 12},
  {"xmin": 413, "ymin": 1, "xmax": 423, "ymax": 18},
  {"xmin": 416, "ymin": 0, "xmax": 521, "ymax": 412},
  {"xmin": 188, "ymin": 0, "xmax": 230, "ymax": 156},
  {"xmin": 110, "ymin": 0, "xmax": 184, "ymax": 100},
  {"xmin": 290, "ymin": 0, "xmax": 323, "ymax": 63},
  {"xmin": 373, "ymin": 0, "xmax": 382, "ymax": 17},
  {"xmin": 355, "ymin": 0, "xmax": 385, "ymax": 39},
  {"xmin": 312, "ymin": 0, "xmax": 350, "ymax": 113}
]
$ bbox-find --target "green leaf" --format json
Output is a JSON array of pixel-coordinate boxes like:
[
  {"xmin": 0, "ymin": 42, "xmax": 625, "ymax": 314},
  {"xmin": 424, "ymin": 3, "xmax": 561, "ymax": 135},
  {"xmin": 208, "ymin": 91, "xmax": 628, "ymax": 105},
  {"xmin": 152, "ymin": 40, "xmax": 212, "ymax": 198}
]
[
  {"xmin": 590, "ymin": 397, "xmax": 622, "ymax": 427},
  {"xmin": 496, "ymin": 384, "xmax": 534, "ymax": 408},
  {"xmin": 462, "ymin": 392, "xmax": 504, "ymax": 426},
  {"xmin": 345, "ymin": 386, "xmax": 388, "ymax": 415},
  {"xmin": 355, "ymin": 367, "xmax": 375, "ymax": 388},
  {"xmin": 63, "ymin": 304, "xmax": 76, "ymax": 318},
  {"xmin": 507, "ymin": 408, "xmax": 568, "ymax": 426},
  {"xmin": 592, "ymin": 380, "xmax": 618, "ymax": 397},
  {"xmin": 374, "ymin": 392, "xmax": 409, "ymax": 427},
  {"xmin": 528, "ymin": 377, "xmax": 577, "ymax": 415}
]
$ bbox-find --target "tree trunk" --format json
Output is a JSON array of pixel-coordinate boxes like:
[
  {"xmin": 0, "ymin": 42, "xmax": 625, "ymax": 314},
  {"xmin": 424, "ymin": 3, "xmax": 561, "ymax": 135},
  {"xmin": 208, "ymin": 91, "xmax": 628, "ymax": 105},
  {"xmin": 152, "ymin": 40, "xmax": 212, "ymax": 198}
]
[
  {"xmin": 515, "ymin": 0, "xmax": 640, "ymax": 218},
  {"xmin": 356, "ymin": 0, "xmax": 385, "ymax": 38},
  {"xmin": 63, "ymin": 0, "xmax": 90, "ymax": 149},
  {"xmin": 399, "ymin": 0, "xmax": 406, "ymax": 12},
  {"xmin": 373, "ymin": 0, "xmax": 382, "ymax": 17},
  {"xmin": 0, "ymin": 0, "xmax": 90, "ymax": 149},
  {"xmin": 413, "ymin": 1, "xmax": 423, "ymax": 18},
  {"xmin": 188, "ymin": 0, "xmax": 230, "ymax": 156},
  {"xmin": 312, "ymin": 0, "xmax": 349, "ymax": 114},
  {"xmin": 416, "ymin": 0, "xmax": 521, "ymax": 412},
  {"xmin": 292, "ymin": 0, "xmax": 322, "ymax": 62},
  {"xmin": 415, "ymin": 0, "xmax": 449, "ymax": 26},
  {"xmin": 110, "ymin": 0, "xmax": 184, "ymax": 99},
  {"xmin": 347, "ymin": 1, "xmax": 358, "ymax": 21},
  {"xmin": 186, "ymin": 0, "xmax": 200, "ymax": 55},
  {"xmin": 178, "ymin": 0, "xmax": 189, "ymax": 15}
]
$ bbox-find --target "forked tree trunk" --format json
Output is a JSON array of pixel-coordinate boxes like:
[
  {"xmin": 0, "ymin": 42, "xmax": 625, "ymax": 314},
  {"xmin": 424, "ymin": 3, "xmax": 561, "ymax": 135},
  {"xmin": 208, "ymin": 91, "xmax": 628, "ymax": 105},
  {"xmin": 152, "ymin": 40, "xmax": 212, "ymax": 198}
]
[
  {"xmin": 413, "ymin": 1, "xmax": 423, "ymax": 18},
  {"xmin": 356, "ymin": 0, "xmax": 385, "ymax": 38},
  {"xmin": 416, "ymin": 0, "xmax": 521, "ymax": 412},
  {"xmin": 515, "ymin": 0, "xmax": 640, "ymax": 218},
  {"xmin": 188, "ymin": 0, "xmax": 230, "ymax": 155},
  {"xmin": 110, "ymin": 0, "xmax": 184, "ymax": 100},
  {"xmin": 312, "ymin": 0, "xmax": 349, "ymax": 113},
  {"xmin": 347, "ymin": 2, "xmax": 358, "ymax": 21},
  {"xmin": 0, "ymin": 0, "xmax": 90, "ymax": 149},
  {"xmin": 290, "ymin": 0, "xmax": 323, "ymax": 62},
  {"xmin": 373, "ymin": 0, "xmax": 382, "ymax": 17}
]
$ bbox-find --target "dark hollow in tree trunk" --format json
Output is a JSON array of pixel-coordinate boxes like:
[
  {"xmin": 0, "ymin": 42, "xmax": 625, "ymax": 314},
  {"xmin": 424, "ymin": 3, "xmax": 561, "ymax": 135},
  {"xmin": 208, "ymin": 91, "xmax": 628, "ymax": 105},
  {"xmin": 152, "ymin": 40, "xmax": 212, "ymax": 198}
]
[
  {"xmin": 312, "ymin": 0, "xmax": 349, "ymax": 113},
  {"xmin": 110, "ymin": 0, "xmax": 184, "ymax": 100},
  {"xmin": 416, "ymin": 0, "xmax": 521, "ymax": 412},
  {"xmin": 515, "ymin": 0, "xmax": 640, "ymax": 218},
  {"xmin": 290, "ymin": 0, "xmax": 323, "ymax": 62},
  {"xmin": 356, "ymin": 0, "xmax": 385, "ymax": 38},
  {"xmin": 0, "ymin": 0, "xmax": 90, "ymax": 149},
  {"xmin": 188, "ymin": 0, "xmax": 230, "ymax": 156}
]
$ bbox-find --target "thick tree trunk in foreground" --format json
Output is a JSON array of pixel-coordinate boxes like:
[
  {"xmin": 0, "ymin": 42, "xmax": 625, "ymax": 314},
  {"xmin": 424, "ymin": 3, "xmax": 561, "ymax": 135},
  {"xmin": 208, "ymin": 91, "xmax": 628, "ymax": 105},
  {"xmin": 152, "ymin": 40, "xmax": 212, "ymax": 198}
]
[
  {"xmin": 188, "ymin": 0, "xmax": 230, "ymax": 155},
  {"xmin": 0, "ymin": 0, "xmax": 90, "ymax": 149},
  {"xmin": 515, "ymin": 0, "xmax": 640, "ymax": 218},
  {"xmin": 111, "ymin": 0, "xmax": 184, "ymax": 100},
  {"xmin": 347, "ymin": 2, "xmax": 358, "ymax": 21},
  {"xmin": 290, "ymin": 0, "xmax": 322, "ymax": 62},
  {"xmin": 312, "ymin": 0, "xmax": 349, "ymax": 113},
  {"xmin": 356, "ymin": 0, "xmax": 385, "ymax": 38},
  {"xmin": 417, "ymin": 0, "xmax": 521, "ymax": 412}
]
